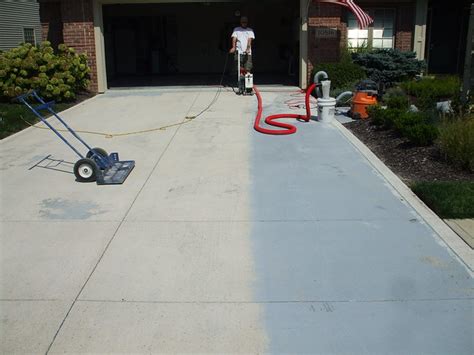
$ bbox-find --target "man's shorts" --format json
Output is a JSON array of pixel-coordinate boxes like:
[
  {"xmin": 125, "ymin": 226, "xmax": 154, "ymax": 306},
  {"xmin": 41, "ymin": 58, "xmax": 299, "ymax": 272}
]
[{"xmin": 235, "ymin": 53, "xmax": 253, "ymax": 72}]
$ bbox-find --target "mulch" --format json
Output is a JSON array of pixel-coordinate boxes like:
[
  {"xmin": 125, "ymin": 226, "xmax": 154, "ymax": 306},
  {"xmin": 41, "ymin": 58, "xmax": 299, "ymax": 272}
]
[
  {"xmin": 73, "ymin": 90, "xmax": 96, "ymax": 104},
  {"xmin": 344, "ymin": 119, "xmax": 473, "ymax": 184}
]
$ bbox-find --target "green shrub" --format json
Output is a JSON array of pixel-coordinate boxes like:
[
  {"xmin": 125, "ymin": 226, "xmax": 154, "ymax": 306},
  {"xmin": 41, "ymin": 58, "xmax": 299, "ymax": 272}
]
[
  {"xmin": 384, "ymin": 89, "xmax": 411, "ymax": 110},
  {"xmin": 369, "ymin": 105, "xmax": 438, "ymax": 145},
  {"xmin": 385, "ymin": 95, "xmax": 410, "ymax": 110},
  {"xmin": 401, "ymin": 123, "xmax": 439, "ymax": 146},
  {"xmin": 367, "ymin": 105, "xmax": 385, "ymax": 126},
  {"xmin": 392, "ymin": 111, "xmax": 438, "ymax": 146},
  {"xmin": 352, "ymin": 49, "xmax": 425, "ymax": 87},
  {"xmin": 368, "ymin": 105, "xmax": 404, "ymax": 129},
  {"xmin": 393, "ymin": 111, "xmax": 425, "ymax": 131},
  {"xmin": 0, "ymin": 42, "xmax": 90, "ymax": 102},
  {"xmin": 402, "ymin": 76, "xmax": 460, "ymax": 100},
  {"xmin": 438, "ymin": 117, "xmax": 474, "ymax": 172},
  {"xmin": 312, "ymin": 52, "xmax": 366, "ymax": 89},
  {"xmin": 382, "ymin": 108, "xmax": 403, "ymax": 129},
  {"xmin": 402, "ymin": 76, "xmax": 461, "ymax": 110}
]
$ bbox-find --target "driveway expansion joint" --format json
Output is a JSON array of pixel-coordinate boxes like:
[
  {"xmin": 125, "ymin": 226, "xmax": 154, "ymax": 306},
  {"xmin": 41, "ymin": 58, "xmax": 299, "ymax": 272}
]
[{"xmin": 76, "ymin": 297, "xmax": 474, "ymax": 304}]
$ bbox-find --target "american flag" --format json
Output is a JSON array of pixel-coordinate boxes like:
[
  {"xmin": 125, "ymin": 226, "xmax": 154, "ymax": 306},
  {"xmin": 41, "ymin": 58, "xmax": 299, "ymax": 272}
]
[{"xmin": 316, "ymin": 0, "xmax": 374, "ymax": 29}]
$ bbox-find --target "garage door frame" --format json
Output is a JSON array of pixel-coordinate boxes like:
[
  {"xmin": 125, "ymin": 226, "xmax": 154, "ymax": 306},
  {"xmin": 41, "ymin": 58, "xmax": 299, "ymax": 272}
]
[{"xmin": 92, "ymin": 0, "xmax": 308, "ymax": 92}]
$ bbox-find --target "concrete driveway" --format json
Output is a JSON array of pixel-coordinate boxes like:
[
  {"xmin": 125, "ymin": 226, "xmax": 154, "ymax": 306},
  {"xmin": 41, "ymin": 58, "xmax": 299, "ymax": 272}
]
[{"xmin": 1, "ymin": 87, "xmax": 472, "ymax": 354}]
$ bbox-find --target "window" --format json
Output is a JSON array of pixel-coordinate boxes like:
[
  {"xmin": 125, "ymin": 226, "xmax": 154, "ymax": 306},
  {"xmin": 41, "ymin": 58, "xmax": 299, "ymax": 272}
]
[
  {"xmin": 347, "ymin": 16, "xmax": 369, "ymax": 48},
  {"xmin": 23, "ymin": 28, "xmax": 36, "ymax": 45},
  {"xmin": 347, "ymin": 9, "xmax": 395, "ymax": 50},
  {"xmin": 372, "ymin": 9, "xmax": 394, "ymax": 49}
]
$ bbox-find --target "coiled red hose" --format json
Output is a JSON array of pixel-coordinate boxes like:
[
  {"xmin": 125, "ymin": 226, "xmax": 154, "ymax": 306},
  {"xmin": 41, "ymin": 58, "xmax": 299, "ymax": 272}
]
[{"xmin": 253, "ymin": 83, "xmax": 318, "ymax": 135}]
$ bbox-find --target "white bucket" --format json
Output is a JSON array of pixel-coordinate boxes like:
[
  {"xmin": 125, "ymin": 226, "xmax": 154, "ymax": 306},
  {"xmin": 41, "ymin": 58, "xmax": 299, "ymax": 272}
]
[
  {"xmin": 317, "ymin": 97, "xmax": 336, "ymax": 123},
  {"xmin": 321, "ymin": 80, "xmax": 331, "ymax": 99}
]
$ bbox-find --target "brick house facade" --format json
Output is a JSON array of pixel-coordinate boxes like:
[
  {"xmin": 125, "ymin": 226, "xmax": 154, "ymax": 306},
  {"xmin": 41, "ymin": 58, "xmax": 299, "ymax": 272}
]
[
  {"xmin": 307, "ymin": 1, "xmax": 416, "ymax": 82},
  {"xmin": 40, "ymin": 0, "xmax": 98, "ymax": 92},
  {"xmin": 38, "ymin": 0, "xmax": 424, "ymax": 92}
]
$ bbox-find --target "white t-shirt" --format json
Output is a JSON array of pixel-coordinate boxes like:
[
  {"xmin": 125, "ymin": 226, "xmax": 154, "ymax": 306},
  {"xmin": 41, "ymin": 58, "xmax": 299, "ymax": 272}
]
[{"xmin": 231, "ymin": 27, "xmax": 255, "ymax": 54}]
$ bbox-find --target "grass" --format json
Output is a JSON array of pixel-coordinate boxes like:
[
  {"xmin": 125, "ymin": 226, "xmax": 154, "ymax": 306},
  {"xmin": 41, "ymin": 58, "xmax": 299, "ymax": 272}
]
[
  {"xmin": 411, "ymin": 181, "xmax": 474, "ymax": 219},
  {"xmin": 0, "ymin": 102, "xmax": 73, "ymax": 139}
]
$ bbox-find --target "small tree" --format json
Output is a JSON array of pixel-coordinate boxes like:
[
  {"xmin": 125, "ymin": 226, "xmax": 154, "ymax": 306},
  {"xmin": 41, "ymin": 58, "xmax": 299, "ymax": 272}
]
[
  {"xmin": 352, "ymin": 49, "xmax": 425, "ymax": 87},
  {"xmin": 311, "ymin": 50, "xmax": 366, "ymax": 90}
]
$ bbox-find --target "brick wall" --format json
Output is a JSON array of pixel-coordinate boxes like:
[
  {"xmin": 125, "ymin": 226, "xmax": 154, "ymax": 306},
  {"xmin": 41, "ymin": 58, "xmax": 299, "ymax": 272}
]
[
  {"xmin": 395, "ymin": 5, "xmax": 415, "ymax": 51},
  {"xmin": 61, "ymin": 0, "xmax": 97, "ymax": 92},
  {"xmin": 39, "ymin": 0, "xmax": 98, "ymax": 92},
  {"xmin": 39, "ymin": 1, "xmax": 63, "ymax": 49},
  {"xmin": 307, "ymin": 3, "xmax": 346, "ymax": 82},
  {"xmin": 307, "ymin": 1, "xmax": 416, "ymax": 82}
]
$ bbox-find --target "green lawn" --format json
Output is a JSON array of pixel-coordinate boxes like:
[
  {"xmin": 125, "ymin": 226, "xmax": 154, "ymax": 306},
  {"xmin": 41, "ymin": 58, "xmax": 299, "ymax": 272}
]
[
  {"xmin": 412, "ymin": 181, "xmax": 474, "ymax": 219},
  {"xmin": 0, "ymin": 102, "xmax": 73, "ymax": 139}
]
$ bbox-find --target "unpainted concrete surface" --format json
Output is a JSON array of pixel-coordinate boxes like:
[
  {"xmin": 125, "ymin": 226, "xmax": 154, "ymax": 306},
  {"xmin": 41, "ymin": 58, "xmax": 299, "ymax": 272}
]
[
  {"xmin": 446, "ymin": 219, "xmax": 474, "ymax": 248},
  {"xmin": 1, "ymin": 88, "xmax": 472, "ymax": 354}
]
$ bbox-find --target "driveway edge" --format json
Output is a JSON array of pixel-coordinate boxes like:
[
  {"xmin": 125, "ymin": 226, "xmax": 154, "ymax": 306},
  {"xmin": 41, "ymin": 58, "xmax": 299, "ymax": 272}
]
[
  {"xmin": 0, "ymin": 94, "xmax": 100, "ymax": 144},
  {"xmin": 332, "ymin": 119, "xmax": 474, "ymax": 273}
]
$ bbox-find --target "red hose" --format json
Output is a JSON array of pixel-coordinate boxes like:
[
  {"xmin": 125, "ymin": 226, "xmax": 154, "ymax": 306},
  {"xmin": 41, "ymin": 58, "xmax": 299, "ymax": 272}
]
[{"xmin": 254, "ymin": 83, "xmax": 318, "ymax": 135}]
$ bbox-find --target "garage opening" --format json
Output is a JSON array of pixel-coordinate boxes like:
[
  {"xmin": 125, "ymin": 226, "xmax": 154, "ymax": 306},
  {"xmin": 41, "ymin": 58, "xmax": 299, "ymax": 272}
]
[{"xmin": 103, "ymin": 0, "xmax": 300, "ymax": 88}]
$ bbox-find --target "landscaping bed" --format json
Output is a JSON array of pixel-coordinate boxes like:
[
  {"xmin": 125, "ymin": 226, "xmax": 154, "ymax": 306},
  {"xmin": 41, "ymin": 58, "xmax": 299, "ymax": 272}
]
[
  {"xmin": 0, "ymin": 91, "xmax": 94, "ymax": 139},
  {"xmin": 344, "ymin": 118, "xmax": 473, "ymax": 183},
  {"xmin": 1, "ymin": 41, "xmax": 93, "ymax": 139},
  {"xmin": 344, "ymin": 118, "xmax": 474, "ymax": 220}
]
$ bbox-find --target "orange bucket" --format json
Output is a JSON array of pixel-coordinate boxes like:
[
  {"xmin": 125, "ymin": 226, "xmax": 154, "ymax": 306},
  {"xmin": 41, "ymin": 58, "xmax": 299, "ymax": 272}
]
[{"xmin": 351, "ymin": 92, "xmax": 378, "ymax": 119}]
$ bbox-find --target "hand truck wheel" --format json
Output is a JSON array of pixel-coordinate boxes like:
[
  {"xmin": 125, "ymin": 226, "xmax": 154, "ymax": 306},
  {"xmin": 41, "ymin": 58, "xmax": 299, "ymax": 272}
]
[
  {"xmin": 86, "ymin": 147, "xmax": 108, "ymax": 159},
  {"xmin": 86, "ymin": 147, "xmax": 108, "ymax": 169},
  {"xmin": 74, "ymin": 158, "xmax": 99, "ymax": 182}
]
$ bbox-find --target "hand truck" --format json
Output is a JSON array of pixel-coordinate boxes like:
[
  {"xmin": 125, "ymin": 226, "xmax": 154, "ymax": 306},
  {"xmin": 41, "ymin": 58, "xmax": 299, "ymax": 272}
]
[{"xmin": 17, "ymin": 91, "xmax": 135, "ymax": 185}]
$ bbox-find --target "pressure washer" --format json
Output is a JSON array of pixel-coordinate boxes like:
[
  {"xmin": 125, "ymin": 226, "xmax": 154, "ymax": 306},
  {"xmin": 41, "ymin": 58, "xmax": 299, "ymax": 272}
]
[{"xmin": 236, "ymin": 51, "xmax": 254, "ymax": 96}]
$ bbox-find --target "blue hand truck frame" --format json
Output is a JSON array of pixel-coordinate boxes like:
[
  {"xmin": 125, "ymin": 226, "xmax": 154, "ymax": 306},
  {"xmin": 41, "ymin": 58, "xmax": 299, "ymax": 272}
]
[{"xmin": 17, "ymin": 91, "xmax": 135, "ymax": 184}]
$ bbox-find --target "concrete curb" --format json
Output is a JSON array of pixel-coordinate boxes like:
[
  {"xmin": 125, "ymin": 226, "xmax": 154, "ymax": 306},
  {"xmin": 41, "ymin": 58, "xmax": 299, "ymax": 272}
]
[
  {"xmin": 332, "ymin": 119, "xmax": 474, "ymax": 273},
  {"xmin": 0, "ymin": 94, "xmax": 100, "ymax": 145}
]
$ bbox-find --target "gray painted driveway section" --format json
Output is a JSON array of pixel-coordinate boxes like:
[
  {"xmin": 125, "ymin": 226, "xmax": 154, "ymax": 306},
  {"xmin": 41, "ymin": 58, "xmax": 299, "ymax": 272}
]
[
  {"xmin": 0, "ymin": 88, "xmax": 472, "ymax": 354},
  {"xmin": 251, "ymin": 92, "xmax": 472, "ymax": 354}
]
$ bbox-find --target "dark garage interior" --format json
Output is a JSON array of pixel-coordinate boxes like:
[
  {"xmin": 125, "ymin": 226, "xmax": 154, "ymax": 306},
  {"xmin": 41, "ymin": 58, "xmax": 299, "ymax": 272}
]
[{"xmin": 103, "ymin": 0, "xmax": 300, "ymax": 88}]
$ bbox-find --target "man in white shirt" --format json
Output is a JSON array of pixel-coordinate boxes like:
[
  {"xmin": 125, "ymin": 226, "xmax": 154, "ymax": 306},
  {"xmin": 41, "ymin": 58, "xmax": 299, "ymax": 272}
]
[{"xmin": 229, "ymin": 16, "xmax": 255, "ymax": 73}]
